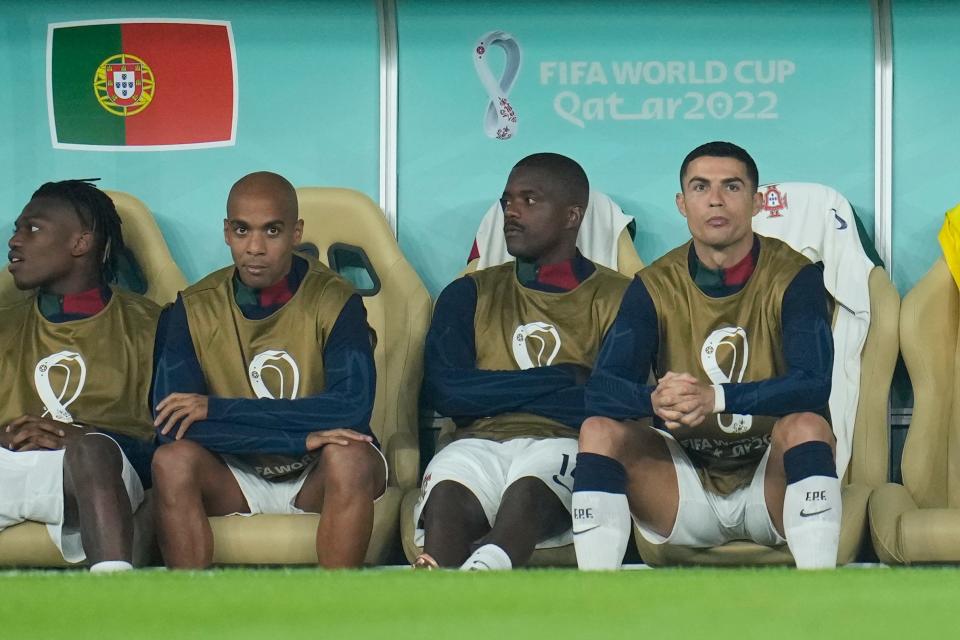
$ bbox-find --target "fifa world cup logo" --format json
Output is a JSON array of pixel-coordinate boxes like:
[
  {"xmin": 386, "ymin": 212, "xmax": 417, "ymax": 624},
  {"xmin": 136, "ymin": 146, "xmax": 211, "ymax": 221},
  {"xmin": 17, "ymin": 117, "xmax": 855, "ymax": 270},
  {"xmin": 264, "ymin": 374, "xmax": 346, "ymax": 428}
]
[
  {"xmin": 700, "ymin": 326, "xmax": 752, "ymax": 434},
  {"xmin": 34, "ymin": 351, "xmax": 88, "ymax": 423},
  {"xmin": 511, "ymin": 322, "xmax": 561, "ymax": 370},
  {"xmin": 248, "ymin": 350, "xmax": 301, "ymax": 400},
  {"xmin": 474, "ymin": 30, "xmax": 521, "ymax": 140}
]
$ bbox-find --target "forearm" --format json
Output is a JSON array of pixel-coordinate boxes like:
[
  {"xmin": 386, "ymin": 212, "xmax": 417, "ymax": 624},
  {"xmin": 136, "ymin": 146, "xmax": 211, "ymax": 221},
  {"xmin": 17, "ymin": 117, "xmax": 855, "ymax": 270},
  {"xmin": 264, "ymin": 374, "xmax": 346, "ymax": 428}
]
[
  {"xmin": 721, "ymin": 370, "xmax": 831, "ymax": 417},
  {"xmin": 523, "ymin": 385, "xmax": 588, "ymax": 429},
  {"xmin": 585, "ymin": 372, "xmax": 656, "ymax": 420},
  {"xmin": 426, "ymin": 365, "xmax": 577, "ymax": 419},
  {"xmin": 206, "ymin": 392, "xmax": 373, "ymax": 434},
  {"xmin": 157, "ymin": 417, "xmax": 312, "ymax": 456}
]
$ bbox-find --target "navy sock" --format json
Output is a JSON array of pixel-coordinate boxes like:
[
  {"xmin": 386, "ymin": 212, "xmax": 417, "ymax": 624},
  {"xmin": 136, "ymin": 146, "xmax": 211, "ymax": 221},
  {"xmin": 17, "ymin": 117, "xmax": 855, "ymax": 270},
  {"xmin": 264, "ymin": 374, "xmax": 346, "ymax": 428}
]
[
  {"xmin": 573, "ymin": 452, "xmax": 626, "ymax": 494},
  {"xmin": 783, "ymin": 441, "xmax": 837, "ymax": 485}
]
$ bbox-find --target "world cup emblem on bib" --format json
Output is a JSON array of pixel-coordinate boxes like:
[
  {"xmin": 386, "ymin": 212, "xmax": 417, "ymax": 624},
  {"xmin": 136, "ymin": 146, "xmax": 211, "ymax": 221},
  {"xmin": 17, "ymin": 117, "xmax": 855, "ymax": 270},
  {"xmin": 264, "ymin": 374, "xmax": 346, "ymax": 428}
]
[
  {"xmin": 248, "ymin": 350, "xmax": 301, "ymax": 400},
  {"xmin": 474, "ymin": 30, "xmax": 521, "ymax": 140},
  {"xmin": 512, "ymin": 322, "xmax": 561, "ymax": 369},
  {"xmin": 700, "ymin": 326, "xmax": 753, "ymax": 434},
  {"xmin": 34, "ymin": 351, "xmax": 87, "ymax": 423}
]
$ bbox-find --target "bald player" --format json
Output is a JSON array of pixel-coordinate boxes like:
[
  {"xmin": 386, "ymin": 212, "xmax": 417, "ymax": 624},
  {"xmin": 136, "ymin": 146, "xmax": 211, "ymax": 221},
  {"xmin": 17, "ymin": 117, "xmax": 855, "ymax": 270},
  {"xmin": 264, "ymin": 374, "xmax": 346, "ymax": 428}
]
[
  {"xmin": 572, "ymin": 141, "xmax": 838, "ymax": 569},
  {"xmin": 0, "ymin": 180, "xmax": 160, "ymax": 571},
  {"xmin": 412, "ymin": 153, "xmax": 631, "ymax": 570},
  {"xmin": 151, "ymin": 171, "xmax": 385, "ymax": 569}
]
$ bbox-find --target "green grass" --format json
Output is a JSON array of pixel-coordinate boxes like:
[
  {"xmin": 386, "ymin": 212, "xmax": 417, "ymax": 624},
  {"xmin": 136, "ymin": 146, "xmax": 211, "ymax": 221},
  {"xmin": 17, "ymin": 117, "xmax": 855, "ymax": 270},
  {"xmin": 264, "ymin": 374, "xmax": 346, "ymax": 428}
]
[{"xmin": 1, "ymin": 567, "xmax": 957, "ymax": 639}]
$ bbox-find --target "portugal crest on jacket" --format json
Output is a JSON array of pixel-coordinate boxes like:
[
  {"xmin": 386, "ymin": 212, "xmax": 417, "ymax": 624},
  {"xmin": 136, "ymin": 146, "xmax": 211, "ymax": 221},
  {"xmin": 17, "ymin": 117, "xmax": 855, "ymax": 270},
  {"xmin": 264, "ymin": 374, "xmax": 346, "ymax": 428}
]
[
  {"xmin": 762, "ymin": 184, "xmax": 788, "ymax": 218},
  {"xmin": 94, "ymin": 53, "xmax": 155, "ymax": 116}
]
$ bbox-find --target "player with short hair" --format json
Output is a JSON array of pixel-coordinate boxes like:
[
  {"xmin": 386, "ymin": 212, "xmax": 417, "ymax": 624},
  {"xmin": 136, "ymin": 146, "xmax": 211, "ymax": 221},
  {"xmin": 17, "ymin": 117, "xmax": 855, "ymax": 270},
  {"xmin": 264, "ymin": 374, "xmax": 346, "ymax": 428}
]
[
  {"xmin": 0, "ymin": 180, "xmax": 161, "ymax": 572},
  {"xmin": 572, "ymin": 141, "xmax": 839, "ymax": 570},
  {"xmin": 413, "ymin": 153, "xmax": 631, "ymax": 570},
  {"xmin": 151, "ymin": 171, "xmax": 385, "ymax": 569}
]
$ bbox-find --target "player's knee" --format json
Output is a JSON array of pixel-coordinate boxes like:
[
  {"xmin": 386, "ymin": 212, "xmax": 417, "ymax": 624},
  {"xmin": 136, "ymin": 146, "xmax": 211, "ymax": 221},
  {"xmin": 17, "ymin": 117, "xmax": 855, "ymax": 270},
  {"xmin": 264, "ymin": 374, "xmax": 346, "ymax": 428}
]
[
  {"xmin": 772, "ymin": 412, "xmax": 833, "ymax": 451},
  {"xmin": 151, "ymin": 440, "xmax": 207, "ymax": 489},
  {"xmin": 502, "ymin": 476, "xmax": 552, "ymax": 510},
  {"xmin": 421, "ymin": 480, "xmax": 485, "ymax": 529},
  {"xmin": 579, "ymin": 416, "xmax": 627, "ymax": 455},
  {"xmin": 425, "ymin": 479, "xmax": 473, "ymax": 509},
  {"xmin": 319, "ymin": 441, "xmax": 382, "ymax": 498},
  {"xmin": 64, "ymin": 434, "xmax": 121, "ymax": 479}
]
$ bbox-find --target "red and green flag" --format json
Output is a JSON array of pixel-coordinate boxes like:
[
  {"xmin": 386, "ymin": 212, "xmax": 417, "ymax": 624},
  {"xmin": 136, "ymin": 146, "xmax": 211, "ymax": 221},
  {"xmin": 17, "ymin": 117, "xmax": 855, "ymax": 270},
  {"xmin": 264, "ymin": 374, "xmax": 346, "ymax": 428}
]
[{"xmin": 47, "ymin": 20, "xmax": 237, "ymax": 150}]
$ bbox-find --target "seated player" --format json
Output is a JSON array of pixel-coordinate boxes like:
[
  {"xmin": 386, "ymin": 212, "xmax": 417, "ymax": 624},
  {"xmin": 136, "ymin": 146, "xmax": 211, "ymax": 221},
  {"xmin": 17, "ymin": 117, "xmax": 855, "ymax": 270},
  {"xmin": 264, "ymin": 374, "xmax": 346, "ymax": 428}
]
[
  {"xmin": 572, "ymin": 141, "xmax": 838, "ymax": 570},
  {"xmin": 151, "ymin": 171, "xmax": 385, "ymax": 569},
  {"xmin": 413, "ymin": 153, "xmax": 631, "ymax": 570},
  {"xmin": 0, "ymin": 180, "xmax": 160, "ymax": 572}
]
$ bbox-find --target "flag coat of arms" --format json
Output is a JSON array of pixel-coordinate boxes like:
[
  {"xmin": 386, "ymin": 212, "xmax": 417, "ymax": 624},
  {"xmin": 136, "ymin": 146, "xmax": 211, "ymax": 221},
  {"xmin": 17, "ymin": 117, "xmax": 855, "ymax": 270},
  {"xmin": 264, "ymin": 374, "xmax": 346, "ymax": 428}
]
[{"xmin": 47, "ymin": 19, "xmax": 237, "ymax": 151}]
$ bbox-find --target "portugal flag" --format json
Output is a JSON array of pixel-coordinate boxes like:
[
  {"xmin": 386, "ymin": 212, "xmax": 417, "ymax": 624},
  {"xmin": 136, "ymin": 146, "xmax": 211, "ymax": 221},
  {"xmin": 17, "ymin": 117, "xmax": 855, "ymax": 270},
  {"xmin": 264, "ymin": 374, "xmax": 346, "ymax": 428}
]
[{"xmin": 47, "ymin": 20, "xmax": 237, "ymax": 150}]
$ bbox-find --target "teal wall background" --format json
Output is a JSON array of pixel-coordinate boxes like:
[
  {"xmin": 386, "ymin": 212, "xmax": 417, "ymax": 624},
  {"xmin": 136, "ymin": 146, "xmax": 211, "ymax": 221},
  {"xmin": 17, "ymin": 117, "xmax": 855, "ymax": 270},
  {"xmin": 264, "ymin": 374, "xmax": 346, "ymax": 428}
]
[
  {"xmin": 0, "ymin": 0, "xmax": 951, "ymax": 297},
  {"xmin": 397, "ymin": 0, "xmax": 876, "ymax": 295},
  {"xmin": 0, "ymin": 0, "xmax": 379, "ymax": 283},
  {"xmin": 891, "ymin": 0, "xmax": 958, "ymax": 293}
]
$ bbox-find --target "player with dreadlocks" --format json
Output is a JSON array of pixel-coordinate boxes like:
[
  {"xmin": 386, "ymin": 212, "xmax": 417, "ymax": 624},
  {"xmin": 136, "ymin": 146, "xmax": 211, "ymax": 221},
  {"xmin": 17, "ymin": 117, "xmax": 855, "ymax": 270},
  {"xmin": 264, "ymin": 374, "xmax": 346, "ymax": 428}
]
[
  {"xmin": 0, "ymin": 179, "xmax": 161, "ymax": 571},
  {"xmin": 30, "ymin": 180, "xmax": 126, "ymax": 282}
]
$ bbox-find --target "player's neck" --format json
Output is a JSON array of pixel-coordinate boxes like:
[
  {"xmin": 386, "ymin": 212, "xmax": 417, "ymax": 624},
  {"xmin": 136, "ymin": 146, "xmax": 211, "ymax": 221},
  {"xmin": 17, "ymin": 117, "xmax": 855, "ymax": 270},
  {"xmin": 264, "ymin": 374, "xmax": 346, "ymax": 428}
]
[
  {"xmin": 40, "ymin": 270, "xmax": 102, "ymax": 297},
  {"xmin": 37, "ymin": 283, "xmax": 110, "ymax": 321},
  {"xmin": 531, "ymin": 242, "xmax": 577, "ymax": 268},
  {"xmin": 691, "ymin": 234, "xmax": 754, "ymax": 270}
]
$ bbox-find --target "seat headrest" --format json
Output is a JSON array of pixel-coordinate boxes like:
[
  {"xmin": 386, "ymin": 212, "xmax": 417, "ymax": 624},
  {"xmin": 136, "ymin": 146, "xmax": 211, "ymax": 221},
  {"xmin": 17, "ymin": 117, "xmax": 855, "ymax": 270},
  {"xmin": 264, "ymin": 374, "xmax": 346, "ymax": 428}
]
[
  {"xmin": 474, "ymin": 190, "xmax": 634, "ymax": 271},
  {"xmin": 296, "ymin": 187, "xmax": 402, "ymax": 268}
]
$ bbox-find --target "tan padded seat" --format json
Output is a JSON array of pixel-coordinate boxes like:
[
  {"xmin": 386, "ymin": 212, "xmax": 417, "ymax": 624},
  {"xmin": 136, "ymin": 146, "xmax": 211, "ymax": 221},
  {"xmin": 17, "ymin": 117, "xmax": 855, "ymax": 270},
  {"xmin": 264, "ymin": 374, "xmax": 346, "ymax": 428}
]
[
  {"xmin": 0, "ymin": 494, "xmax": 158, "ymax": 568},
  {"xmin": 207, "ymin": 187, "xmax": 430, "ymax": 565},
  {"xmin": 401, "ymin": 220, "xmax": 645, "ymax": 567},
  {"xmin": 0, "ymin": 190, "xmax": 185, "ymax": 567},
  {"xmin": 869, "ymin": 258, "xmax": 960, "ymax": 564}
]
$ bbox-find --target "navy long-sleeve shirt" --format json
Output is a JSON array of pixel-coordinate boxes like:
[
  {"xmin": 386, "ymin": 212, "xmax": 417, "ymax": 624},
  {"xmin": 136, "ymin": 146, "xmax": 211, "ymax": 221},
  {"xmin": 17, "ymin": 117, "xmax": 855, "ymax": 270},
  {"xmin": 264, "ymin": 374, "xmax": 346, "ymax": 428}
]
[
  {"xmin": 424, "ymin": 254, "xmax": 597, "ymax": 430},
  {"xmin": 586, "ymin": 262, "xmax": 833, "ymax": 421},
  {"xmin": 151, "ymin": 265, "xmax": 376, "ymax": 457}
]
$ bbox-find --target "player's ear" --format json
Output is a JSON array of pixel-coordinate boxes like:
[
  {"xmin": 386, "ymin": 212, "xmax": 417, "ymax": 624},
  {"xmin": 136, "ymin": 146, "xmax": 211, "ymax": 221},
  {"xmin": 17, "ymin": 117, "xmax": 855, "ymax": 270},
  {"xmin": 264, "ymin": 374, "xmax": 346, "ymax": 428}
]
[
  {"xmin": 676, "ymin": 192, "xmax": 687, "ymax": 218},
  {"xmin": 223, "ymin": 218, "xmax": 230, "ymax": 245},
  {"xmin": 293, "ymin": 219, "xmax": 304, "ymax": 244},
  {"xmin": 751, "ymin": 189, "xmax": 763, "ymax": 217},
  {"xmin": 71, "ymin": 230, "xmax": 94, "ymax": 257},
  {"xmin": 566, "ymin": 204, "xmax": 584, "ymax": 230}
]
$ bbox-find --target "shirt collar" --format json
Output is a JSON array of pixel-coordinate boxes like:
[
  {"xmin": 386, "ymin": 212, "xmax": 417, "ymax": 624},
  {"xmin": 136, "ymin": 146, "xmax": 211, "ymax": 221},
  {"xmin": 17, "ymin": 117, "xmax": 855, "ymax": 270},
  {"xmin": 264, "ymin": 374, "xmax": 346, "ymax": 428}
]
[
  {"xmin": 232, "ymin": 254, "xmax": 307, "ymax": 315},
  {"xmin": 515, "ymin": 250, "xmax": 594, "ymax": 293},
  {"xmin": 37, "ymin": 285, "xmax": 111, "ymax": 321},
  {"xmin": 688, "ymin": 235, "xmax": 760, "ymax": 297}
]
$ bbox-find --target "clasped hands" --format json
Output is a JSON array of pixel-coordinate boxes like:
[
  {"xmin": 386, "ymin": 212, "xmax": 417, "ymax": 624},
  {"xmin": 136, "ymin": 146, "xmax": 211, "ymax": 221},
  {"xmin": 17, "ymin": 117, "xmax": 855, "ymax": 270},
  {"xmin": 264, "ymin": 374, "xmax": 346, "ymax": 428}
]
[
  {"xmin": 651, "ymin": 371, "xmax": 716, "ymax": 430},
  {"xmin": 0, "ymin": 415, "xmax": 86, "ymax": 451}
]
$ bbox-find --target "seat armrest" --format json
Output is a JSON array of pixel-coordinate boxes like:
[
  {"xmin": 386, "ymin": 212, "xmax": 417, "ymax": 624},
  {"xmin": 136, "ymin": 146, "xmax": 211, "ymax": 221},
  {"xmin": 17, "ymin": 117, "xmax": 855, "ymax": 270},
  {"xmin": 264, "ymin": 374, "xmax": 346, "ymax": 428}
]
[
  {"xmin": 868, "ymin": 482, "xmax": 918, "ymax": 564},
  {"xmin": 386, "ymin": 431, "xmax": 420, "ymax": 490}
]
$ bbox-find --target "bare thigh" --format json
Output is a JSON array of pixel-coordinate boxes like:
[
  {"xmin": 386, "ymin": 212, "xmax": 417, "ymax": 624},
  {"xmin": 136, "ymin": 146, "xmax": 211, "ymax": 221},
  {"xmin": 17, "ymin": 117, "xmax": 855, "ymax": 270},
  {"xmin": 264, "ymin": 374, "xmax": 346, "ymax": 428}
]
[{"xmin": 579, "ymin": 417, "xmax": 680, "ymax": 538}]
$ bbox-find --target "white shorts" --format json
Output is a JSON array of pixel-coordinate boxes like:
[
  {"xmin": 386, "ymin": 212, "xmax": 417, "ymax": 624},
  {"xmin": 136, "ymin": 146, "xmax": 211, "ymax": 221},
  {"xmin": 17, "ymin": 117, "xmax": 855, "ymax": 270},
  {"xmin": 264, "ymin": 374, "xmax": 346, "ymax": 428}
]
[
  {"xmin": 0, "ymin": 432, "xmax": 144, "ymax": 563},
  {"xmin": 413, "ymin": 437, "xmax": 578, "ymax": 549},
  {"xmin": 634, "ymin": 430, "xmax": 785, "ymax": 548},
  {"xmin": 223, "ymin": 443, "xmax": 388, "ymax": 516}
]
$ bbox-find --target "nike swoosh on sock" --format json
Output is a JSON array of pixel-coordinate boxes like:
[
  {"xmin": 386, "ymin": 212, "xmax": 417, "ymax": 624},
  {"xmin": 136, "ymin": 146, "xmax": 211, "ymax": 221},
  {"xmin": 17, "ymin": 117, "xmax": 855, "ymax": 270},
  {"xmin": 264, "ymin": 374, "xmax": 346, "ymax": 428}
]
[{"xmin": 572, "ymin": 524, "xmax": 601, "ymax": 535}]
